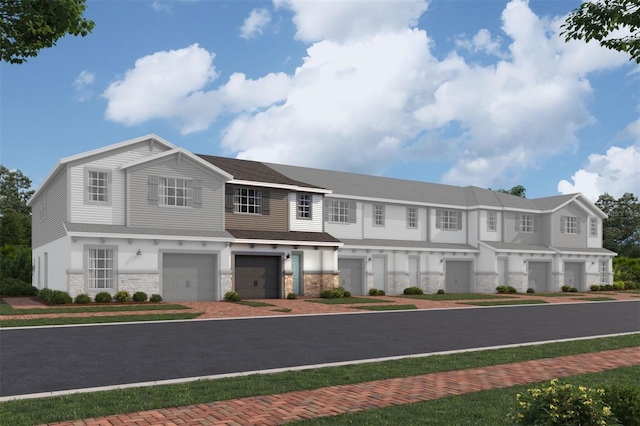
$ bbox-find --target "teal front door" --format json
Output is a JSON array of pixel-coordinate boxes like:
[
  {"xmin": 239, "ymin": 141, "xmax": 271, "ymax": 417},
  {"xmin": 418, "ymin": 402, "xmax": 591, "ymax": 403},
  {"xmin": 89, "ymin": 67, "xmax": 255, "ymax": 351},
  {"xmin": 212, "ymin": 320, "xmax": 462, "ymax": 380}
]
[{"xmin": 292, "ymin": 254, "xmax": 301, "ymax": 295}]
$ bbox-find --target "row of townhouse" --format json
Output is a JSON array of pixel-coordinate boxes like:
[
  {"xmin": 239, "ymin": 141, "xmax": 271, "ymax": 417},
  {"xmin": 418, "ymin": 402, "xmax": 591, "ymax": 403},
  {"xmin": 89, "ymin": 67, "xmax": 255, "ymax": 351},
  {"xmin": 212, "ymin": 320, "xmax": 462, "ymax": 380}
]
[{"xmin": 28, "ymin": 135, "xmax": 615, "ymax": 301}]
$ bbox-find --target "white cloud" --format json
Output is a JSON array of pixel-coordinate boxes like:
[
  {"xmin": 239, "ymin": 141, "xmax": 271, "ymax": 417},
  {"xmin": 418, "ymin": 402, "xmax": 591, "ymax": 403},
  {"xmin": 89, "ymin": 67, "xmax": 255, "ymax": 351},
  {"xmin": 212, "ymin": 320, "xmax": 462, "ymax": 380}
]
[
  {"xmin": 151, "ymin": 1, "xmax": 172, "ymax": 13},
  {"xmin": 558, "ymin": 144, "xmax": 640, "ymax": 201},
  {"xmin": 240, "ymin": 8, "xmax": 272, "ymax": 39},
  {"xmin": 73, "ymin": 70, "xmax": 95, "ymax": 102},
  {"xmin": 455, "ymin": 29, "xmax": 504, "ymax": 57}
]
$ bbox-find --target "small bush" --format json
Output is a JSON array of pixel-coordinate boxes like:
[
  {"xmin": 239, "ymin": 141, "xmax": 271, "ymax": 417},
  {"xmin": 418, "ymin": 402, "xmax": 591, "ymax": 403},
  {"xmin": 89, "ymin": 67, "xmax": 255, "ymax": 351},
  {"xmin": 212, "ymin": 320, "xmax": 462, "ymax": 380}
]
[
  {"xmin": 343, "ymin": 290, "xmax": 351, "ymax": 298},
  {"xmin": 286, "ymin": 292, "xmax": 298, "ymax": 300},
  {"xmin": 403, "ymin": 286, "xmax": 424, "ymax": 295},
  {"xmin": 510, "ymin": 379, "xmax": 616, "ymax": 425},
  {"xmin": 74, "ymin": 293, "xmax": 92, "ymax": 304},
  {"xmin": 150, "ymin": 294, "xmax": 162, "ymax": 303},
  {"xmin": 496, "ymin": 285, "xmax": 508, "ymax": 294},
  {"xmin": 0, "ymin": 277, "xmax": 38, "ymax": 296},
  {"xmin": 590, "ymin": 285, "xmax": 601, "ymax": 291},
  {"xmin": 132, "ymin": 291, "xmax": 148, "ymax": 302},
  {"xmin": 114, "ymin": 290, "xmax": 131, "ymax": 303},
  {"xmin": 561, "ymin": 285, "xmax": 571, "ymax": 292},
  {"xmin": 224, "ymin": 291, "xmax": 241, "ymax": 302},
  {"xmin": 604, "ymin": 284, "xmax": 613, "ymax": 291},
  {"xmin": 602, "ymin": 384, "xmax": 640, "ymax": 426},
  {"xmin": 51, "ymin": 290, "xmax": 72, "ymax": 305},
  {"xmin": 320, "ymin": 289, "xmax": 332, "ymax": 298},
  {"xmin": 320, "ymin": 287, "xmax": 346, "ymax": 298},
  {"xmin": 568, "ymin": 286, "xmax": 578, "ymax": 292},
  {"xmin": 437, "ymin": 289, "xmax": 445, "ymax": 294},
  {"xmin": 368, "ymin": 288, "xmax": 385, "ymax": 296},
  {"xmin": 526, "ymin": 288, "xmax": 535, "ymax": 293},
  {"xmin": 94, "ymin": 292, "xmax": 112, "ymax": 303},
  {"xmin": 37, "ymin": 288, "xmax": 55, "ymax": 302},
  {"xmin": 506, "ymin": 286, "xmax": 517, "ymax": 293},
  {"xmin": 612, "ymin": 281, "xmax": 625, "ymax": 291}
]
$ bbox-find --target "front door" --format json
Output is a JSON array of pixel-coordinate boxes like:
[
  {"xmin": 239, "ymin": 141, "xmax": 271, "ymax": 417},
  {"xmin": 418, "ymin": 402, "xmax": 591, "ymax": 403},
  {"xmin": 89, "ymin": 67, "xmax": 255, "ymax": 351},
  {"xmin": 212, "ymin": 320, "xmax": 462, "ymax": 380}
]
[{"xmin": 292, "ymin": 253, "xmax": 302, "ymax": 295}]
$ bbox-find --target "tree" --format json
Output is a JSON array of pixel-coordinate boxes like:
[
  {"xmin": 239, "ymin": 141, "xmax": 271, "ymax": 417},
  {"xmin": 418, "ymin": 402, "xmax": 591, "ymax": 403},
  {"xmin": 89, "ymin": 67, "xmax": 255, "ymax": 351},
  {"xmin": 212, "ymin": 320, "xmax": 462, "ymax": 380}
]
[
  {"xmin": 1, "ymin": 0, "xmax": 94, "ymax": 64},
  {"xmin": 562, "ymin": 0, "xmax": 640, "ymax": 64},
  {"xmin": 0, "ymin": 165, "xmax": 33, "ymax": 247},
  {"xmin": 494, "ymin": 185, "xmax": 527, "ymax": 198},
  {"xmin": 596, "ymin": 192, "xmax": 640, "ymax": 257}
]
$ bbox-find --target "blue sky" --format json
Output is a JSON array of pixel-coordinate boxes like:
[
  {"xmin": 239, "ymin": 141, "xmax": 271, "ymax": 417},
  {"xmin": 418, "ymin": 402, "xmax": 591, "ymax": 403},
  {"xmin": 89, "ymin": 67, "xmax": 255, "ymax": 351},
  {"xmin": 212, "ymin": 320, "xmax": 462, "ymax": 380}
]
[{"xmin": 1, "ymin": 0, "xmax": 638, "ymax": 201}]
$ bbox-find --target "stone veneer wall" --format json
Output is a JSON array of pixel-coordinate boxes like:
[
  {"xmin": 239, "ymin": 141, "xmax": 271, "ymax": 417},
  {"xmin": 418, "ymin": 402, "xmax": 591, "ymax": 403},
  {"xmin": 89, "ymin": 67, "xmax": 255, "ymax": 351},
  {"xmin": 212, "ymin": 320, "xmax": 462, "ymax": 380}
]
[
  {"xmin": 220, "ymin": 271, "xmax": 232, "ymax": 299},
  {"xmin": 303, "ymin": 273, "xmax": 338, "ymax": 297},
  {"xmin": 284, "ymin": 273, "xmax": 294, "ymax": 297},
  {"xmin": 117, "ymin": 273, "xmax": 160, "ymax": 297},
  {"xmin": 508, "ymin": 273, "xmax": 527, "ymax": 292},
  {"xmin": 67, "ymin": 273, "xmax": 84, "ymax": 298},
  {"xmin": 388, "ymin": 273, "xmax": 409, "ymax": 295},
  {"xmin": 552, "ymin": 272, "xmax": 563, "ymax": 292},
  {"xmin": 476, "ymin": 273, "xmax": 498, "ymax": 293},
  {"xmin": 424, "ymin": 273, "xmax": 444, "ymax": 293}
]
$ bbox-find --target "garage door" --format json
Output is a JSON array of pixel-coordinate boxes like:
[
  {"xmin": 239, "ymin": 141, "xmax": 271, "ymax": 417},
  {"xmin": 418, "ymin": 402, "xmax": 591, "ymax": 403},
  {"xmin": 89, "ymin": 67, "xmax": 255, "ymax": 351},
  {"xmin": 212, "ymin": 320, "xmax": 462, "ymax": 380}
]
[
  {"xmin": 445, "ymin": 261, "xmax": 471, "ymax": 293},
  {"xmin": 339, "ymin": 258, "xmax": 365, "ymax": 296},
  {"xmin": 564, "ymin": 262, "xmax": 583, "ymax": 290},
  {"xmin": 235, "ymin": 256, "xmax": 281, "ymax": 299},
  {"xmin": 528, "ymin": 262, "xmax": 549, "ymax": 292},
  {"xmin": 162, "ymin": 253, "xmax": 217, "ymax": 301}
]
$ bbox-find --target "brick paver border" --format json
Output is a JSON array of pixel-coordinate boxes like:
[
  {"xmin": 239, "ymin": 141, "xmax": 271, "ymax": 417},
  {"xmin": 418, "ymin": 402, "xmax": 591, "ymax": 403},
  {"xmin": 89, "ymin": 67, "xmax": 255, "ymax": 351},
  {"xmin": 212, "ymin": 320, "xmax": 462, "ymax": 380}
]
[{"xmin": 44, "ymin": 347, "xmax": 640, "ymax": 426}]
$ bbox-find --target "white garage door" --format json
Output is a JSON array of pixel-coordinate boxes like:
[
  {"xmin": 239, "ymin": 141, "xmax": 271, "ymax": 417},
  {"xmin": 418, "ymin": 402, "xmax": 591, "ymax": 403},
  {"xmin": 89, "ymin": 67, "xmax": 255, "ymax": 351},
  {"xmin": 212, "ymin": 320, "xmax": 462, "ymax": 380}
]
[
  {"xmin": 339, "ymin": 258, "xmax": 365, "ymax": 296},
  {"xmin": 528, "ymin": 262, "xmax": 549, "ymax": 292},
  {"xmin": 445, "ymin": 261, "xmax": 472, "ymax": 293},
  {"xmin": 162, "ymin": 253, "xmax": 217, "ymax": 301}
]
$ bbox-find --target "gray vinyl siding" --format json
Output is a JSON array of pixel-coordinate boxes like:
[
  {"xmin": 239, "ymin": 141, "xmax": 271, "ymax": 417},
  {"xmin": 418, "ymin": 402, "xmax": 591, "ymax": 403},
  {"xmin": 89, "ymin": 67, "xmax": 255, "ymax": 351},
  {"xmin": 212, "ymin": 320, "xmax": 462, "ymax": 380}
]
[
  {"xmin": 550, "ymin": 205, "xmax": 588, "ymax": 248},
  {"xmin": 32, "ymin": 169, "xmax": 68, "ymax": 248},
  {"xmin": 129, "ymin": 157, "xmax": 225, "ymax": 231},
  {"xmin": 503, "ymin": 211, "xmax": 542, "ymax": 245},
  {"xmin": 226, "ymin": 186, "xmax": 288, "ymax": 232}
]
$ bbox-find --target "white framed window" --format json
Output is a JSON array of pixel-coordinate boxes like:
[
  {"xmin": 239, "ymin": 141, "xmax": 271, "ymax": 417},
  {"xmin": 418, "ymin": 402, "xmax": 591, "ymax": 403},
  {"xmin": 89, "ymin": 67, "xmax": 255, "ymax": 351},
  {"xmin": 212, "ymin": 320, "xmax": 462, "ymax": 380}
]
[
  {"xmin": 373, "ymin": 204, "xmax": 385, "ymax": 227},
  {"xmin": 297, "ymin": 194, "xmax": 312, "ymax": 219},
  {"xmin": 487, "ymin": 211, "xmax": 497, "ymax": 232},
  {"xmin": 599, "ymin": 260, "xmax": 608, "ymax": 285},
  {"xmin": 590, "ymin": 217, "xmax": 597, "ymax": 237},
  {"xmin": 234, "ymin": 187, "xmax": 262, "ymax": 214},
  {"xmin": 327, "ymin": 200, "xmax": 355, "ymax": 223},
  {"xmin": 436, "ymin": 209, "xmax": 461, "ymax": 230},
  {"xmin": 159, "ymin": 177, "xmax": 193, "ymax": 207},
  {"xmin": 561, "ymin": 216, "xmax": 580, "ymax": 234},
  {"xmin": 86, "ymin": 169, "xmax": 111, "ymax": 204},
  {"xmin": 519, "ymin": 214, "xmax": 534, "ymax": 233},
  {"xmin": 87, "ymin": 248, "xmax": 115, "ymax": 290},
  {"xmin": 407, "ymin": 207, "xmax": 417, "ymax": 229}
]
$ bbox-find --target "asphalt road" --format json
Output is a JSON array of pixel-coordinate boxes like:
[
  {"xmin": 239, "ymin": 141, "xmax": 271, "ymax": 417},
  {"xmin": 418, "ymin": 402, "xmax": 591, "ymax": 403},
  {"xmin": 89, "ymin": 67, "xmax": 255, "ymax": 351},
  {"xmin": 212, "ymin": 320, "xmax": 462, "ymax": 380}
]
[{"xmin": 1, "ymin": 301, "xmax": 638, "ymax": 397}]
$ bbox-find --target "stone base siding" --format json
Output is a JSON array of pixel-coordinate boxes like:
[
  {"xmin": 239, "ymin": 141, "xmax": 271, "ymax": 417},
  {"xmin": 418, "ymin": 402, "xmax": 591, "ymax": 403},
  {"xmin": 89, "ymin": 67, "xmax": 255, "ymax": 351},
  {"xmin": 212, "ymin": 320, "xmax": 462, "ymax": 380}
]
[
  {"xmin": 508, "ymin": 273, "xmax": 527, "ymax": 292},
  {"xmin": 284, "ymin": 273, "xmax": 294, "ymax": 297},
  {"xmin": 303, "ymin": 273, "xmax": 338, "ymax": 297},
  {"xmin": 551, "ymin": 273, "xmax": 563, "ymax": 292},
  {"xmin": 220, "ymin": 272, "xmax": 232, "ymax": 299},
  {"xmin": 67, "ymin": 273, "xmax": 84, "ymax": 298},
  {"xmin": 476, "ymin": 273, "xmax": 497, "ymax": 293},
  {"xmin": 118, "ymin": 274, "xmax": 160, "ymax": 297},
  {"xmin": 423, "ymin": 273, "xmax": 444, "ymax": 294},
  {"xmin": 585, "ymin": 273, "xmax": 600, "ymax": 290},
  {"xmin": 387, "ymin": 273, "xmax": 409, "ymax": 295}
]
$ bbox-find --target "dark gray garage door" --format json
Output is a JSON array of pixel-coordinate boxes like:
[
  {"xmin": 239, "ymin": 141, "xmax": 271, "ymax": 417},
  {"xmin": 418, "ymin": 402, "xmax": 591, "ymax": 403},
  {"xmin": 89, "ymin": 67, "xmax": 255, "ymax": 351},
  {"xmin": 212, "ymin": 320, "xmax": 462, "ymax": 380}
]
[
  {"xmin": 339, "ymin": 258, "xmax": 365, "ymax": 296},
  {"xmin": 564, "ymin": 262, "xmax": 584, "ymax": 290},
  {"xmin": 235, "ymin": 256, "xmax": 281, "ymax": 299},
  {"xmin": 445, "ymin": 260, "xmax": 471, "ymax": 293},
  {"xmin": 528, "ymin": 261, "xmax": 550, "ymax": 292},
  {"xmin": 162, "ymin": 253, "xmax": 217, "ymax": 301}
]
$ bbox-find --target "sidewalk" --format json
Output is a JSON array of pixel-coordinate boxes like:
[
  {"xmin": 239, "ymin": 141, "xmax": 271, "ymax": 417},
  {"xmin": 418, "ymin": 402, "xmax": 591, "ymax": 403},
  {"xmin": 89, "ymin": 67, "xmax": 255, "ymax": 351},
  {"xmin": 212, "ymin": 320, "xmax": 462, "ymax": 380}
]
[{"xmin": 44, "ymin": 346, "xmax": 640, "ymax": 426}]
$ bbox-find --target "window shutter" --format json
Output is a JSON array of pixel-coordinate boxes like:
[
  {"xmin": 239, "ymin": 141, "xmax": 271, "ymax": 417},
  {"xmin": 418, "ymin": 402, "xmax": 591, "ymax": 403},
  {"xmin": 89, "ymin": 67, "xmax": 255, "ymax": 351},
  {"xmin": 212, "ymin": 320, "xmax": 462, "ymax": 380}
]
[
  {"xmin": 262, "ymin": 190, "xmax": 270, "ymax": 215},
  {"xmin": 560, "ymin": 216, "xmax": 566, "ymax": 233},
  {"xmin": 515, "ymin": 214, "xmax": 520, "ymax": 231},
  {"xmin": 457, "ymin": 211, "xmax": 463, "ymax": 230},
  {"xmin": 325, "ymin": 200, "xmax": 331, "ymax": 221},
  {"xmin": 148, "ymin": 175, "xmax": 158, "ymax": 205},
  {"xmin": 225, "ymin": 186, "xmax": 234, "ymax": 212},
  {"xmin": 436, "ymin": 209, "xmax": 442, "ymax": 229},
  {"xmin": 577, "ymin": 218, "xmax": 581, "ymax": 234},
  {"xmin": 193, "ymin": 180, "xmax": 202, "ymax": 208},
  {"xmin": 350, "ymin": 201, "xmax": 357, "ymax": 223},
  {"xmin": 533, "ymin": 216, "xmax": 538, "ymax": 233}
]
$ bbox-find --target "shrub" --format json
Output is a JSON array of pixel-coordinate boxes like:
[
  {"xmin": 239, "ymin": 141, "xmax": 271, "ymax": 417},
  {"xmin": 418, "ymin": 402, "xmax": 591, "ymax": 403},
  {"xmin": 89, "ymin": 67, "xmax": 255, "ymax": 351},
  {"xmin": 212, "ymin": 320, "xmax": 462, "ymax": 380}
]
[
  {"xmin": 37, "ymin": 288, "xmax": 55, "ymax": 302},
  {"xmin": 569, "ymin": 286, "xmax": 578, "ymax": 292},
  {"xmin": 94, "ymin": 292, "xmax": 112, "ymax": 303},
  {"xmin": 604, "ymin": 284, "xmax": 613, "ymax": 291},
  {"xmin": 132, "ymin": 291, "xmax": 148, "ymax": 302},
  {"xmin": 224, "ymin": 291, "xmax": 241, "ymax": 302},
  {"xmin": 506, "ymin": 286, "xmax": 517, "ymax": 293},
  {"xmin": 436, "ymin": 289, "xmax": 445, "ymax": 294},
  {"xmin": 343, "ymin": 290, "xmax": 351, "ymax": 298},
  {"xmin": 403, "ymin": 286, "xmax": 424, "ymax": 295},
  {"xmin": 321, "ymin": 287, "xmax": 346, "ymax": 298},
  {"xmin": 51, "ymin": 290, "xmax": 72, "ymax": 305},
  {"xmin": 74, "ymin": 293, "xmax": 92, "ymax": 304},
  {"xmin": 561, "ymin": 285, "xmax": 571, "ymax": 292},
  {"xmin": 590, "ymin": 285, "xmax": 601, "ymax": 291},
  {"xmin": 612, "ymin": 281, "xmax": 625, "ymax": 291},
  {"xmin": 286, "ymin": 292, "xmax": 298, "ymax": 300},
  {"xmin": 496, "ymin": 285, "xmax": 508, "ymax": 294},
  {"xmin": 0, "ymin": 277, "xmax": 38, "ymax": 296},
  {"xmin": 320, "ymin": 289, "xmax": 333, "ymax": 298},
  {"xmin": 602, "ymin": 384, "xmax": 640, "ymax": 426},
  {"xmin": 114, "ymin": 290, "xmax": 131, "ymax": 303},
  {"xmin": 150, "ymin": 294, "xmax": 162, "ymax": 303},
  {"xmin": 510, "ymin": 379, "xmax": 616, "ymax": 425},
  {"xmin": 526, "ymin": 288, "xmax": 535, "ymax": 293},
  {"xmin": 369, "ymin": 288, "xmax": 385, "ymax": 296},
  {"xmin": 0, "ymin": 244, "xmax": 32, "ymax": 283}
]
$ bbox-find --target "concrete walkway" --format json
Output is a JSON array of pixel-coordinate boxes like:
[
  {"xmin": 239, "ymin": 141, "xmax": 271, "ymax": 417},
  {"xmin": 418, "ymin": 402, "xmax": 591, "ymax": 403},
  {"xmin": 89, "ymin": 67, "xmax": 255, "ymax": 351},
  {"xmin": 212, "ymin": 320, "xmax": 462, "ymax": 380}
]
[{"xmin": 43, "ymin": 346, "xmax": 640, "ymax": 426}]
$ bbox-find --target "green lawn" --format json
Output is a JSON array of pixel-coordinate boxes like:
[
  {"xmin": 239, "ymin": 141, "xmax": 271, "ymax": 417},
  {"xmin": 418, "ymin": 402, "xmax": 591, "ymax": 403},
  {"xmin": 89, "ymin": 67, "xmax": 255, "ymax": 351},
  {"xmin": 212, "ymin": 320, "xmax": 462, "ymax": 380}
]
[
  {"xmin": 1, "ymin": 334, "xmax": 637, "ymax": 426},
  {"xmin": 353, "ymin": 304, "xmax": 417, "ymax": 311},
  {"xmin": 0, "ymin": 313, "xmax": 201, "ymax": 328},
  {"xmin": 400, "ymin": 293, "xmax": 515, "ymax": 301},
  {"xmin": 578, "ymin": 297, "xmax": 617, "ymax": 301},
  {"xmin": 0, "ymin": 299, "xmax": 190, "ymax": 315},
  {"xmin": 235, "ymin": 301, "xmax": 275, "ymax": 307},
  {"xmin": 533, "ymin": 292, "xmax": 585, "ymax": 297},
  {"xmin": 460, "ymin": 300, "xmax": 549, "ymax": 306},
  {"xmin": 306, "ymin": 297, "xmax": 391, "ymax": 304}
]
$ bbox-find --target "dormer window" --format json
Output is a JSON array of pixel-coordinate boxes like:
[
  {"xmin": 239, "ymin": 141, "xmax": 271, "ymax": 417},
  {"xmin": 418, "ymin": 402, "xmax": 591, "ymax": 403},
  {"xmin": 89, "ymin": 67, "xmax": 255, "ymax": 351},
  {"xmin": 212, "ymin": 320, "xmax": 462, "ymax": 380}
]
[
  {"xmin": 85, "ymin": 168, "xmax": 111, "ymax": 205},
  {"xmin": 297, "ymin": 193, "xmax": 312, "ymax": 219}
]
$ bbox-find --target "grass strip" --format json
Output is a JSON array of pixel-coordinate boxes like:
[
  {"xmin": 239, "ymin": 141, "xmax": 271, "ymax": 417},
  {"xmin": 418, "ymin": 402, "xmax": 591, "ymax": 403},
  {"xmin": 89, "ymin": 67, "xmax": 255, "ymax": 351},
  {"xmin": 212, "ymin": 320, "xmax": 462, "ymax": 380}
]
[
  {"xmin": 0, "ymin": 334, "xmax": 637, "ymax": 426},
  {"xmin": 296, "ymin": 366, "xmax": 640, "ymax": 425},
  {"xmin": 235, "ymin": 301, "xmax": 275, "ymax": 308},
  {"xmin": 0, "ymin": 302, "xmax": 190, "ymax": 315},
  {"xmin": 0, "ymin": 313, "xmax": 201, "ymax": 328},
  {"xmin": 533, "ymin": 292, "xmax": 584, "ymax": 297},
  {"xmin": 578, "ymin": 297, "xmax": 617, "ymax": 301},
  {"xmin": 353, "ymin": 304, "xmax": 417, "ymax": 311},
  {"xmin": 399, "ymin": 293, "xmax": 515, "ymax": 301},
  {"xmin": 460, "ymin": 300, "xmax": 549, "ymax": 306},
  {"xmin": 305, "ymin": 297, "xmax": 391, "ymax": 304},
  {"xmin": 272, "ymin": 308, "xmax": 292, "ymax": 313}
]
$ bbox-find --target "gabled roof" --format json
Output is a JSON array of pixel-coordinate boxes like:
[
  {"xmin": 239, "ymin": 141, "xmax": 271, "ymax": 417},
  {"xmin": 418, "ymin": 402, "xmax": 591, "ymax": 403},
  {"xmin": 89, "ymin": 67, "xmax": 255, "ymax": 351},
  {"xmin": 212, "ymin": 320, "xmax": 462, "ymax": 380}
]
[
  {"xmin": 197, "ymin": 155, "xmax": 330, "ymax": 193},
  {"xmin": 28, "ymin": 134, "xmax": 175, "ymax": 205},
  {"xmin": 120, "ymin": 148, "xmax": 233, "ymax": 181}
]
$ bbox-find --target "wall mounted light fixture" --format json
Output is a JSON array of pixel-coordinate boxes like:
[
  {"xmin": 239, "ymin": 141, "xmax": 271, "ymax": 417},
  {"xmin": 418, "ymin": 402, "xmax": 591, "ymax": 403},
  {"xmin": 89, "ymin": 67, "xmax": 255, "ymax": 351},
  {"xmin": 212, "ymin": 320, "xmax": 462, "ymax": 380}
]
[
  {"xmin": 286, "ymin": 253, "xmax": 291, "ymax": 259},
  {"xmin": 136, "ymin": 249, "xmax": 142, "ymax": 256}
]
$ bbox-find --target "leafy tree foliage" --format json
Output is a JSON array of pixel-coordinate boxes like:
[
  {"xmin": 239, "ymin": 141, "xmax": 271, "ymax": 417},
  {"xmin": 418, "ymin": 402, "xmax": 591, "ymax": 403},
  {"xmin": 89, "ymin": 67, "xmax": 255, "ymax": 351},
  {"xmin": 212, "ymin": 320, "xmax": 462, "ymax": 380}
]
[
  {"xmin": 1, "ymin": 0, "xmax": 94, "ymax": 64},
  {"xmin": 596, "ymin": 192, "xmax": 640, "ymax": 257},
  {"xmin": 0, "ymin": 165, "xmax": 33, "ymax": 246},
  {"xmin": 494, "ymin": 185, "xmax": 527, "ymax": 198},
  {"xmin": 562, "ymin": 0, "xmax": 640, "ymax": 63}
]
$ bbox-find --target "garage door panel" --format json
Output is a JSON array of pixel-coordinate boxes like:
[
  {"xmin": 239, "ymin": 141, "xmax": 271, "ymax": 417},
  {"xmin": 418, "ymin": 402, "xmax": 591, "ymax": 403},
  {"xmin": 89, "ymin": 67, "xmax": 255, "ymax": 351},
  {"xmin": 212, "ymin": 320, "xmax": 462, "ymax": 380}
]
[
  {"xmin": 235, "ymin": 256, "xmax": 281, "ymax": 299},
  {"xmin": 338, "ymin": 258, "xmax": 364, "ymax": 296},
  {"xmin": 445, "ymin": 261, "xmax": 471, "ymax": 293},
  {"xmin": 528, "ymin": 262, "xmax": 549, "ymax": 292},
  {"xmin": 162, "ymin": 254, "xmax": 217, "ymax": 302}
]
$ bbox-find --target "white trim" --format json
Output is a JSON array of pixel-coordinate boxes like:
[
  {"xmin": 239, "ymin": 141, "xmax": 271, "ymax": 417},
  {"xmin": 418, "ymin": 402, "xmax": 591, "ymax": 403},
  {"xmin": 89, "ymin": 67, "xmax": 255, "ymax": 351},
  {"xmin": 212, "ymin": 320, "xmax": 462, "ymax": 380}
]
[
  {"xmin": 229, "ymin": 179, "xmax": 331, "ymax": 194},
  {"xmin": 120, "ymin": 148, "xmax": 233, "ymax": 181},
  {"xmin": 233, "ymin": 238, "xmax": 342, "ymax": 248}
]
